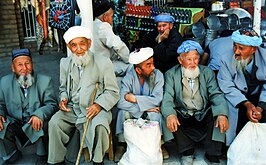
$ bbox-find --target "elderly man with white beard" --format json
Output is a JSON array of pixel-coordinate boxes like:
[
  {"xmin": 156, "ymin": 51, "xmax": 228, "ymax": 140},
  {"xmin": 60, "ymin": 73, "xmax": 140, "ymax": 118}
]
[
  {"xmin": 161, "ymin": 40, "xmax": 229, "ymax": 165},
  {"xmin": 48, "ymin": 26, "xmax": 120, "ymax": 165},
  {"xmin": 217, "ymin": 28, "xmax": 266, "ymax": 147},
  {"xmin": 0, "ymin": 48, "xmax": 58, "ymax": 164}
]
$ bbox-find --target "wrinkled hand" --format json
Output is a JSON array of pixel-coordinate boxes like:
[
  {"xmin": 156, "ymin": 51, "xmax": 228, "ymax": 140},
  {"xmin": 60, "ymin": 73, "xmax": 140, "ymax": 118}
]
[
  {"xmin": 86, "ymin": 103, "xmax": 101, "ymax": 119},
  {"xmin": 216, "ymin": 115, "xmax": 229, "ymax": 133},
  {"xmin": 28, "ymin": 116, "xmax": 43, "ymax": 131},
  {"xmin": 160, "ymin": 29, "xmax": 170, "ymax": 41},
  {"xmin": 244, "ymin": 101, "xmax": 261, "ymax": 123},
  {"xmin": 59, "ymin": 98, "xmax": 71, "ymax": 112},
  {"xmin": 124, "ymin": 93, "xmax": 137, "ymax": 103},
  {"xmin": 166, "ymin": 114, "xmax": 180, "ymax": 132},
  {"xmin": 146, "ymin": 107, "xmax": 160, "ymax": 113},
  {"xmin": 0, "ymin": 115, "xmax": 6, "ymax": 131}
]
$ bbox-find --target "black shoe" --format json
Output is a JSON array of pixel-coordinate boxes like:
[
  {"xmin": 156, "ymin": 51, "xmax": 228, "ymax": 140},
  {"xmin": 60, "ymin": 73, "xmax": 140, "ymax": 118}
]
[
  {"xmin": 93, "ymin": 161, "xmax": 104, "ymax": 165},
  {"xmin": 5, "ymin": 150, "xmax": 22, "ymax": 164},
  {"xmin": 204, "ymin": 153, "xmax": 220, "ymax": 165},
  {"xmin": 35, "ymin": 155, "xmax": 48, "ymax": 165}
]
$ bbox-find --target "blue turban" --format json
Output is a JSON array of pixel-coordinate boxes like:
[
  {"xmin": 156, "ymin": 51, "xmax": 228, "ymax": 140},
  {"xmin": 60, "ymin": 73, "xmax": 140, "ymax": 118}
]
[
  {"xmin": 177, "ymin": 40, "xmax": 203, "ymax": 55},
  {"xmin": 231, "ymin": 29, "xmax": 262, "ymax": 47},
  {"xmin": 12, "ymin": 48, "xmax": 31, "ymax": 61},
  {"xmin": 154, "ymin": 13, "xmax": 175, "ymax": 23}
]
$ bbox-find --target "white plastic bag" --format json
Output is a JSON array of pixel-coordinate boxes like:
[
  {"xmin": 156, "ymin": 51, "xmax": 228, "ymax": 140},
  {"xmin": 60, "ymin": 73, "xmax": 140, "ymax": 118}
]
[
  {"xmin": 118, "ymin": 119, "xmax": 163, "ymax": 165},
  {"xmin": 227, "ymin": 122, "xmax": 266, "ymax": 165}
]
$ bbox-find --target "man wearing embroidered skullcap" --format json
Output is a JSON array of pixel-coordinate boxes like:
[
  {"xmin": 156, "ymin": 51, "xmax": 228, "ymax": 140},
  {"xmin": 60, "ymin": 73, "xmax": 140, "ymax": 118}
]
[
  {"xmin": 161, "ymin": 40, "xmax": 229, "ymax": 165},
  {"xmin": 0, "ymin": 48, "xmax": 58, "ymax": 164},
  {"xmin": 92, "ymin": 0, "xmax": 131, "ymax": 88},
  {"xmin": 114, "ymin": 47, "xmax": 171, "ymax": 162},
  {"xmin": 217, "ymin": 28, "xmax": 266, "ymax": 148},
  {"xmin": 48, "ymin": 26, "xmax": 120, "ymax": 165},
  {"xmin": 135, "ymin": 13, "xmax": 183, "ymax": 73}
]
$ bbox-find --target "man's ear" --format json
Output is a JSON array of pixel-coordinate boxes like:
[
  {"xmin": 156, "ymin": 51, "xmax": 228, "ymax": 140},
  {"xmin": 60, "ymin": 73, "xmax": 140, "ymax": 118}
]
[
  {"xmin": 11, "ymin": 63, "xmax": 15, "ymax": 72},
  {"xmin": 135, "ymin": 67, "xmax": 142, "ymax": 75},
  {"xmin": 87, "ymin": 39, "xmax": 92, "ymax": 48},
  {"xmin": 177, "ymin": 56, "xmax": 182, "ymax": 64}
]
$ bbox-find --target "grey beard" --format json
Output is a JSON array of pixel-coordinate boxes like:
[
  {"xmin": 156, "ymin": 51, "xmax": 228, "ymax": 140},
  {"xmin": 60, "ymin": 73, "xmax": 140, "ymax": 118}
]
[
  {"xmin": 17, "ymin": 74, "xmax": 34, "ymax": 88},
  {"xmin": 147, "ymin": 72, "xmax": 156, "ymax": 88},
  {"xmin": 72, "ymin": 51, "xmax": 91, "ymax": 67},
  {"xmin": 234, "ymin": 54, "xmax": 252, "ymax": 72},
  {"xmin": 182, "ymin": 66, "xmax": 200, "ymax": 79}
]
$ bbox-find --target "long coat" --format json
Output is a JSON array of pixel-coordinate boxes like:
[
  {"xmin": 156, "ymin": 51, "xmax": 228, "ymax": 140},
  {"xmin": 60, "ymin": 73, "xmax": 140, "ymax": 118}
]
[
  {"xmin": 217, "ymin": 47, "xmax": 266, "ymax": 145},
  {"xmin": 0, "ymin": 73, "xmax": 58, "ymax": 149},
  {"xmin": 59, "ymin": 52, "xmax": 120, "ymax": 157},
  {"xmin": 137, "ymin": 28, "xmax": 183, "ymax": 73},
  {"xmin": 161, "ymin": 64, "xmax": 228, "ymax": 142},
  {"xmin": 92, "ymin": 18, "xmax": 130, "ymax": 77},
  {"xmin": 116, "ymin": 68, "xmax": 171, "ymax": 140}
]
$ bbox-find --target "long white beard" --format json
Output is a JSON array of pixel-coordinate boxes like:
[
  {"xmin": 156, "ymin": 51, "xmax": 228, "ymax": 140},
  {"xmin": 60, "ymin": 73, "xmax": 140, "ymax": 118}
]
[
  {"xmin": 182, "ymin": 66, "xmax": 200, "ymax": 79},
  {"xmin": 72, "ymin": 51, "xmax": 91, "ymax": 67},
  {"xmin": 234, "ymin": 54, "xmax": 252, "ymax": 72},
  {"xmin": 147, "ymin": 72, "xmax": 155, "ymax": 87},
  {"xmin": 17, "ymin": 74, "xmax": 34, "ymax": 88}
]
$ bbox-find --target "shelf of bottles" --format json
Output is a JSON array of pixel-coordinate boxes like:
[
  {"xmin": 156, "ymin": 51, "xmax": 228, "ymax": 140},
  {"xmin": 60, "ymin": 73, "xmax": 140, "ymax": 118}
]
[{"xmin": 125, "ymin": 4, "xmax": 194, "ymax": 32}]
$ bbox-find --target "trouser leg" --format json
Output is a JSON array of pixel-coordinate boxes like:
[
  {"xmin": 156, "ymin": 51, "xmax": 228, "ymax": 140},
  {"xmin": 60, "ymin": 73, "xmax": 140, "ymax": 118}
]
[
  {"xmin": 92, "ymin": 125, "xmax": 109, "ymax": 163},
  {"xmin": 48, "ymin": 111, "xmax": 76, "ymax": 164},
  {"xmin": 203, "ymin": 111, "xmax": 222, "ymax": 156},
  {"xmin": 0, "ymin": 123, "xmax": 20, "ymax": 157}
]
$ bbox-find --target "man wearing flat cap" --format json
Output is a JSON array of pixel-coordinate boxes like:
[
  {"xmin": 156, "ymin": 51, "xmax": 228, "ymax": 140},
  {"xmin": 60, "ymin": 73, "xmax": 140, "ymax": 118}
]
[
  {"xmin": 92, "ymin": 0, "xmax": 131, "ymax": 87},
  {"xmin": 135, "ymin": 13, "xmax": 183, "ymax": 74},
  {"xmin": 217, "ymin": 28, "xmax": 266, "ymax": 146},
  {"xmin": 115, "ymin": 47, "xmax": 171, "ymax": 162},
  {"xmin": 161, "ymin": 40, "xmax": 229, "ymax": 165},
  {"xmin": 0, "ymin": 48, "xmax": 58, "ymax": 164},
  {"xmin": 48, "ymin": 26, "xmax": 119, "ymax": 165}
]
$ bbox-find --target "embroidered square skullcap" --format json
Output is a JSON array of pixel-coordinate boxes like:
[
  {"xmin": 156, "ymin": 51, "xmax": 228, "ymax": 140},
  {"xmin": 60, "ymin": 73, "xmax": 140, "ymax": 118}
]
[
  {"xmin": 129, "ymin": 47, "xmax": 154, "ymax": 64},
  {"xmin": 154, "ymin": 13, "xmax": 175, "ymax": 23},
  {"xmin": 12, "ymin": 48, "xmax": 31, "ymax": 61},
  {"xmin": 177, "ymin": 40, "xmax": 203, "ymax": 55},
  {"xmin": 93, "ymin": 0, "xmax": 112, "ymax": 18},
  {"xmin": 63, "ymin": 26, "xmax": 92, "ymax": 44},
  {"xmin": 231, "ymin": 28, "xmax": 262, "ymax": 47}
]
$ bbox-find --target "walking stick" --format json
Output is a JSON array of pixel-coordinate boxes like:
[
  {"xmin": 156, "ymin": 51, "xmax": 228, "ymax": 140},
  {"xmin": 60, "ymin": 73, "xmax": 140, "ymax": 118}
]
[{"xmin": 76, "ymin": 83, "xmax": 99, "ymax": 165}]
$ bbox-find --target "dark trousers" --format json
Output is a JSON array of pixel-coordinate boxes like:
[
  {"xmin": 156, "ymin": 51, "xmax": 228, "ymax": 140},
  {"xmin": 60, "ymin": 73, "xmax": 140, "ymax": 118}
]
[{"xmin": 173, "ymin": 110, "xmax": 222, "ymax": 156}]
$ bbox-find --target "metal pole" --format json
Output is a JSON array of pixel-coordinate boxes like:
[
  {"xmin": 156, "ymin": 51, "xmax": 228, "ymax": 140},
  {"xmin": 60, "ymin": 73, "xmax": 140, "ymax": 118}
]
[{"xmin": 253, "ymin": 0, "xmax": 261, "ymax": 34}]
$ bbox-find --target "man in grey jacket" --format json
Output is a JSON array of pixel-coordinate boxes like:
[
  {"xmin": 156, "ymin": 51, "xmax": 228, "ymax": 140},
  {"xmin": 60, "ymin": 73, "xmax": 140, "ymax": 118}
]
[
  {"xmin": 0, "ymin": 48, "xmax": 58, "ymax": 164},
  {"xmin": 161, "ymin": 40, "xmax": 229, "ymax": 165},
  {"xmin": 48, "ymin": 26, "xmax": 120, "ymax": 165}
]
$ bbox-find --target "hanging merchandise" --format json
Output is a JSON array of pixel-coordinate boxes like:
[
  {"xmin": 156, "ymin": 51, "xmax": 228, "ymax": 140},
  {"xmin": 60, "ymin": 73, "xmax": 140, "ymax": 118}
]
[{"xmin": 49, "ymin": 0, "xmax": 77, "ymax": 31}]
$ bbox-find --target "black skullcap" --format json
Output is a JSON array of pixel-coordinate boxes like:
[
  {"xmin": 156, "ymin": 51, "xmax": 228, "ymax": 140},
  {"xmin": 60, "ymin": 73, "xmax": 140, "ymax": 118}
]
[
  {"xmin": 93, "ymin": 0, "xmax": 111, "ymax": 18},
  {"xmin": 12, "ymin": 48, "xmax": 31, "ymax": 61}
]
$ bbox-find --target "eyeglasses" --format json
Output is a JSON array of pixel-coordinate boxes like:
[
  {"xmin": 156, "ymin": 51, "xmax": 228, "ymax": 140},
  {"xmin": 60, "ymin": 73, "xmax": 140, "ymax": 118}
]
[{"xmin": 239, "ymin": 28, "xmax": 259, "ymax": 37}]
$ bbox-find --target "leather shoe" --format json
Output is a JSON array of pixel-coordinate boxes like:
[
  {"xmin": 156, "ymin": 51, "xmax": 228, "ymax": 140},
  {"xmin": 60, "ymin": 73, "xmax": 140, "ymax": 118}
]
[
  {"xmin": 114, "ymin": 146, "xmax": 126, "ymax": 163},
  {"xmin": 161, "ymin": 145, "xmax": 169, "ymax": 160},
  {"xmin": 204, "ymin": 153, "xmax": 220, "ymax": 165}
]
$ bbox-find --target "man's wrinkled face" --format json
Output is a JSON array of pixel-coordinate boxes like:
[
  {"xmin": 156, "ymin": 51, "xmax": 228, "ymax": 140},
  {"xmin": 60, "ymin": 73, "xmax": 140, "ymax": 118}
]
[
  {"xmin": 136, "ymin": 57, "xmax": 155, "ymax": 79},
  {"xmin": 233, "ymin": 42, "xmax": 256, "ymax": 61},
  {"xmin": 157, "ymin": 22, "xmax": 173, "ymax": 34},
  {"xmin": 67, "ymin": 37, "xmax": 91, "ymax": 57},
  {"xmin": 12, "ymin": 56, "xmax": 33, "ymax": 77},
  {"xmin": 178, "ymin": 50, "xmax": 200, "ymax": 70}
]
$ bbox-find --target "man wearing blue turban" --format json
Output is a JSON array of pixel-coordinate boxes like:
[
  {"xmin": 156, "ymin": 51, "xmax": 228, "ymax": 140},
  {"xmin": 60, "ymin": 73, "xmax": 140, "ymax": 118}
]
[
  {"xmin": 161, "ymin": 40, "xmax": 229, "ymax": 165},
  {"xmin": 135, "ymin": 13, "xmax": 183, "ymax": 73},
  {"xmin": 217, "ymin": 28, "xmax": 266, "ymax": 147}
]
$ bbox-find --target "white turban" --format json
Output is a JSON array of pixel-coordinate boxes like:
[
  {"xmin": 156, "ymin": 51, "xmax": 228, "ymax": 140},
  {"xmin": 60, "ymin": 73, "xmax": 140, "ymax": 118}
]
[
  {"xmin": 63, "ymin": 26, "xmax": 92, "ymax": 44},
  {"xmin": 129, "ymin": 47, "xmax": 154, "ymax": 64}
]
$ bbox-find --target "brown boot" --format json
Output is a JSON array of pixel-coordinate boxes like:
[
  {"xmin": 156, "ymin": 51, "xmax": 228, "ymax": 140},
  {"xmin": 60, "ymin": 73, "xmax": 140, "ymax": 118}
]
[{"xmin": 114, "ymin": 146, "xmax": 126, "ymax": 163}]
